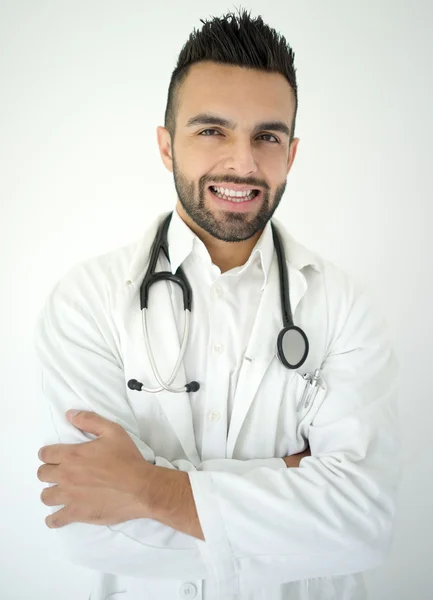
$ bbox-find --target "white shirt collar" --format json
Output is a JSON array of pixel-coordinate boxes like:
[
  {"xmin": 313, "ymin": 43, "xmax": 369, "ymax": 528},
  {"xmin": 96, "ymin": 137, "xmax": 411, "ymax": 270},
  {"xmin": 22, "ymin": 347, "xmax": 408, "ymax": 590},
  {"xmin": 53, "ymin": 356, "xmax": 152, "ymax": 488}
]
[
  {"xmin": 167, "ymin": 208, "xmax": 274, "ymax": 291},
  {"xmin": 125, "ymin": 211, "xmax": 322, "ymax": 287}
]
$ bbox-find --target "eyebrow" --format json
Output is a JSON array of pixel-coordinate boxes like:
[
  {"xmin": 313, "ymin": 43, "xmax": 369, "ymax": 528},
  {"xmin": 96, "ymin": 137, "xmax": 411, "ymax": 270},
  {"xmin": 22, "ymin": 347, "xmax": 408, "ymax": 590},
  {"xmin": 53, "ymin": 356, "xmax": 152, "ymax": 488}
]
[{"xmin": 185, "ymin": 113, "xmax": 291, "ymax": 138}]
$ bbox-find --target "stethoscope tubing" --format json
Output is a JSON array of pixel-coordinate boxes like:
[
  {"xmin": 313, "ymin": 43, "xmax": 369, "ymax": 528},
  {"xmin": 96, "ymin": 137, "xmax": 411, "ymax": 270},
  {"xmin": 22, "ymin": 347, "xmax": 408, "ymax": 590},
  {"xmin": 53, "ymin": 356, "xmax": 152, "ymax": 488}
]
[
  {"xmin": 141, "ymin": 306, "xmax": 191, "ymax": 393},
  {"xmin": 128, "ymin": 211, "xmax": 309, "ymax": 394}
]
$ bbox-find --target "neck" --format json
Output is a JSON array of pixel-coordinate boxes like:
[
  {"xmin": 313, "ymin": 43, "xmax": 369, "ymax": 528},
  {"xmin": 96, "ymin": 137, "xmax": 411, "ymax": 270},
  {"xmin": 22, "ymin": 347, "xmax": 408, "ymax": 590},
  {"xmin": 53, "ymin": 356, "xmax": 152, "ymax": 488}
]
[{"xmin": 175, "ymin": 202, "xmax": 262, "ymax": 274}]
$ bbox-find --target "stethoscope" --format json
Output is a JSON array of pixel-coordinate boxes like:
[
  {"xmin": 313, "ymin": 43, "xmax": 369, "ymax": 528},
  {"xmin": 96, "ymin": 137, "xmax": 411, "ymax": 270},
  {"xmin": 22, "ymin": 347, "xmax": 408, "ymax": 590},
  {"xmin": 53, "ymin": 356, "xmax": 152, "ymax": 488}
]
[{"xmin": 127, "ymin": 211, "xmax": 309, "ymax": 394}]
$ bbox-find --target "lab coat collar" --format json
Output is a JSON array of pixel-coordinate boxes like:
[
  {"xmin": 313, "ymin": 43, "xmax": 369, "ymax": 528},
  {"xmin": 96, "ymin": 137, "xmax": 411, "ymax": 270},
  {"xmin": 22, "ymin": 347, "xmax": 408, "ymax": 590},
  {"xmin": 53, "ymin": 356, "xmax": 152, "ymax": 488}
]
[{"xmin": 125, "ymin": 211, "xmax": 322, "ymax": 286}]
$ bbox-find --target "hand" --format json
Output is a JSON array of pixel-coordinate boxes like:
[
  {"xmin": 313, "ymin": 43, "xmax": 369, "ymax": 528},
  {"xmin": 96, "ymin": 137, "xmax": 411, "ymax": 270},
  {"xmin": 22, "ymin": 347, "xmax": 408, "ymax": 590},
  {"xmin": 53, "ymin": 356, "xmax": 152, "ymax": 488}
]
[
  {"xmin": 282, "ymin": 445, "xmax": 311, "ymax": 468},
  {"xmin": 37, "ymin": 410, "xmax": 153, "ymax": 529}
]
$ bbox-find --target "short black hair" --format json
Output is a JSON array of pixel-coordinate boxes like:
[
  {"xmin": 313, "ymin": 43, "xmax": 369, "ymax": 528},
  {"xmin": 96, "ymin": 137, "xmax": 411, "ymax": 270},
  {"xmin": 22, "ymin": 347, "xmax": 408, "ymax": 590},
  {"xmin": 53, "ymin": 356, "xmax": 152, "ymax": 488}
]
[{"xmin": 164, "ymin": 6, "xmax": 298, "ymax": 144}]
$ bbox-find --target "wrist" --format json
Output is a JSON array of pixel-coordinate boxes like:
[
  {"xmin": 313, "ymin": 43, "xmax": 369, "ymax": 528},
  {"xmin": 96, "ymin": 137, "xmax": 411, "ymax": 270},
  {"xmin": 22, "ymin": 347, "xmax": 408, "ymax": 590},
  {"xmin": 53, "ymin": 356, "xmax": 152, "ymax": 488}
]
[
  {"xmin": 140, "ymin": 464, "xmax": 181, "ymax": 521},
  {"xmin": 133, "ymin": 461, "xmax": 161, "ymax": 519}
]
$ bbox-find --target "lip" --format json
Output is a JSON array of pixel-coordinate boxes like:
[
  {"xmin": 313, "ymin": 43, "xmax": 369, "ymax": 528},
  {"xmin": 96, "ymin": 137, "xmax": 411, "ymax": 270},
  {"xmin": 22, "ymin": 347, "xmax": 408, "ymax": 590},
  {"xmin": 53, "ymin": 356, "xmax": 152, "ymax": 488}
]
[{"xmin": 207, "ymin": 186, "xmax": 263, "ymax": 212}]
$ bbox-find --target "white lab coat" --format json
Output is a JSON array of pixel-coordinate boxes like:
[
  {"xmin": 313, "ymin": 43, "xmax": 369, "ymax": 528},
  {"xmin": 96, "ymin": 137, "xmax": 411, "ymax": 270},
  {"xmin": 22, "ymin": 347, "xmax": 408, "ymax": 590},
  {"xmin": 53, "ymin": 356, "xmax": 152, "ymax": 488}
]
[{"xmin": 34, "ymin": 210, "xmax": 402, "ymax": 600}]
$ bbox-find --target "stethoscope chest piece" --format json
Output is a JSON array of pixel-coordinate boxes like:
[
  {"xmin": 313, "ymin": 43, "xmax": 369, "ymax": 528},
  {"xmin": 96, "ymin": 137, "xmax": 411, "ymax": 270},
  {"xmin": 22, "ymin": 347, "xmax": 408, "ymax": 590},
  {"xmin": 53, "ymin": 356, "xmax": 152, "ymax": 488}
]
[{"xmin": 277, "ymin": 325, "xmax": 309, "ymax": 369}]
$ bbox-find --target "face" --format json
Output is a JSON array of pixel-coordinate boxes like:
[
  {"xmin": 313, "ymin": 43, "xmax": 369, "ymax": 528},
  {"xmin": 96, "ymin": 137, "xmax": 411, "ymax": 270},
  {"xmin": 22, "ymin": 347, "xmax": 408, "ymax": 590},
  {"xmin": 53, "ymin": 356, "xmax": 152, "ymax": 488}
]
[{"xmin": 157, "ymin": 61, "xmax": 299, "ymax": 242}]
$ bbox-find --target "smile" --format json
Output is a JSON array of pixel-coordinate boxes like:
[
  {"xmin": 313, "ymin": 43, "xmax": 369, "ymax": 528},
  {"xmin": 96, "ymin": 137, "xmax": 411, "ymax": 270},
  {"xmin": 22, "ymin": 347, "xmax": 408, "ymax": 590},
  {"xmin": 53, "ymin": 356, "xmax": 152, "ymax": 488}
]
[{"xmin": 209, "ymin": 185, "xmax": 260, "ymax": 202}]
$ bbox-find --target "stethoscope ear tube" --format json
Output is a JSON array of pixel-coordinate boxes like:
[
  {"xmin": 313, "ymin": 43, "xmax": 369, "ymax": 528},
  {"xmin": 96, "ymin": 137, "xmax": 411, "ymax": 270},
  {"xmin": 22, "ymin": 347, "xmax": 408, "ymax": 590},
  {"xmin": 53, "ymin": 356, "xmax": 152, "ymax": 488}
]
[
  {"xmin": 141, "ymin": 271, "xmax": 192, "ymax": 311},
  {"xmin": 140, "ymin": 213, "xmax": 193, "ymax": 311}
]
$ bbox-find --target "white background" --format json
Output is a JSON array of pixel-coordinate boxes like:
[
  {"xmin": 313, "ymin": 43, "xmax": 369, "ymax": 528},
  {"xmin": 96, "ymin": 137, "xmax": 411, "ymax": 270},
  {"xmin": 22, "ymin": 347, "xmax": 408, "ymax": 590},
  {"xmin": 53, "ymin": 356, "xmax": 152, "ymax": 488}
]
[{"xmin": 1, "ymin": 0, "xmax": 431, "ymax": 598}]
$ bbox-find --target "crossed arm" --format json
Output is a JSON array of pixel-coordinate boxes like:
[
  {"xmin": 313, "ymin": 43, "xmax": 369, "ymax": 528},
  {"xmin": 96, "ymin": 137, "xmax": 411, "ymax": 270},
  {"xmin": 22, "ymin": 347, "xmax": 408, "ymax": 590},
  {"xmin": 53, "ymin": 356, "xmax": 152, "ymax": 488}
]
[
  {"xmin": 34, "ymin": 266, "xmax": 400, "ymax": 592},
  {"xmin": 37, "ymin": 408, "xmax": 311, "ymax": 540},
  {"xmin": 146, "ymin": 446, "xmax": 311, "ymax": 539}
]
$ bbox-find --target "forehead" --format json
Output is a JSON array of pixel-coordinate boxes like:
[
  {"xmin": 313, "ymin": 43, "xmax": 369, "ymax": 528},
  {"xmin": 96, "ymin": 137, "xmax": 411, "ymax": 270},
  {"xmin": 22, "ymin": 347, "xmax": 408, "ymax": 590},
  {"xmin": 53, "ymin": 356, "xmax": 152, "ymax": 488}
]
[{"xmin": 176, "ymin": 61, "xmax": 295, "ymax": 127}]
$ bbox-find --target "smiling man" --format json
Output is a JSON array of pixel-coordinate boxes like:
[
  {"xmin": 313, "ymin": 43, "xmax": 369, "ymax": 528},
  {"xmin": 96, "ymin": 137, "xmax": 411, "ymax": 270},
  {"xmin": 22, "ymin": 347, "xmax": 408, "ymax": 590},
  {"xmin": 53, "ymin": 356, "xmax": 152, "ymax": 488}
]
[
  {"xmin": 158, "ymin": 59, "xmax": 297, "ymax": 273},
  {"xmin": 35, "ymin": 7, "xmax": 401, "ymax": 600}
]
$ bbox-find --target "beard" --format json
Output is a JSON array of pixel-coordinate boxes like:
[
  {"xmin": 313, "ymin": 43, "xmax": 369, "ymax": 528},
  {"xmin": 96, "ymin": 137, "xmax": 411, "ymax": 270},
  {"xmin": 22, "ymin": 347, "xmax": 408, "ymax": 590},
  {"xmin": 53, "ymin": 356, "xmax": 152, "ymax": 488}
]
[{"xmin": 172, "ymin": 154, "xmax": 287, "ymax": 243}]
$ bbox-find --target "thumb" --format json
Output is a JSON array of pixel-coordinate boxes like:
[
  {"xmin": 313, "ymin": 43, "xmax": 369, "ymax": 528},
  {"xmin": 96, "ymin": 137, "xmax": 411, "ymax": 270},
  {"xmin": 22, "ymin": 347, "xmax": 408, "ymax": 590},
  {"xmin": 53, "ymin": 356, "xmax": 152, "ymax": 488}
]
[{"xmin": 66, "ymin": 409, "xmax": 111, "ymax": 436}]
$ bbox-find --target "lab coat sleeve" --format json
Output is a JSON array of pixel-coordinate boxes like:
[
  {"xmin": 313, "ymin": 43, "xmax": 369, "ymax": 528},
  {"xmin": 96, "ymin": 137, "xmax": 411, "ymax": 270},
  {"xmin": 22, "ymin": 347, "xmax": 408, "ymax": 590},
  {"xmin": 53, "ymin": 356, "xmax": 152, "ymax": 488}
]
[
  {"xmin": 188, "ymin": 284, "xmax": 403, "ymax": 597},
  {"xmin": 34, "ymin": 263, "xmax": 287, "ymax": 580}
]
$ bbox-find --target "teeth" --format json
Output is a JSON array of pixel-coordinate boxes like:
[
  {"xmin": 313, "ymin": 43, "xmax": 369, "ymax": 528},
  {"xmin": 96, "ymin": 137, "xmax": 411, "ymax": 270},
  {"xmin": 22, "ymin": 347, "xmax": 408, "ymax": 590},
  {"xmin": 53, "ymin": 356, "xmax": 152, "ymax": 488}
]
[
  {"xmin": 213, "ymin": 186, "xmax": 254, "ymax": 197},
  {"xmin": 211, "ymin": 186, "xmax": 255, "ymax": 202},
  {"xmin": 211, "ymin": 186, "xmax": 257, "ymax": 202}
]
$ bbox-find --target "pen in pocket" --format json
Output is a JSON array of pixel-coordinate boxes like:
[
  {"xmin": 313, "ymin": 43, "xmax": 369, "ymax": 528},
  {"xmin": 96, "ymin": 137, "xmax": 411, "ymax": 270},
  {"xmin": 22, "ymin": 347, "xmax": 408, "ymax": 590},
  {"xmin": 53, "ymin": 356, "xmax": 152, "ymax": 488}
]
[{"xmin": 299, "ymin": 369, "xmax": 322, "ymax": 409}]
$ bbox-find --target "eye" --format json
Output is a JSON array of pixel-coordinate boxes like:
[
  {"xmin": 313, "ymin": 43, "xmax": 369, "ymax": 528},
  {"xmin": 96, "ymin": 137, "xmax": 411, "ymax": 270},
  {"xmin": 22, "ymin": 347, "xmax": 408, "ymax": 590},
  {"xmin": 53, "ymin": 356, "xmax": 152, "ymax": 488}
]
[
  {"xmin": 198, "ymin": 128, "xmax": 221, "ymax": 136},
  {"xmin": 258, "ymin": 134, "xmax": 279, "ymax": 143},
  {"xmin": 198, "ymin": 129, "xmax": 279, "ymax": 143}
]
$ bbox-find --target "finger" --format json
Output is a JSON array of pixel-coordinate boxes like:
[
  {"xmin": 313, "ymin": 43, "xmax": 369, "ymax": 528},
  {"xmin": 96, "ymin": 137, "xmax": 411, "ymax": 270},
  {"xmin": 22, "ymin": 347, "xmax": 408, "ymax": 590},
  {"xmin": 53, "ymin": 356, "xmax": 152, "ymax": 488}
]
[
  {"xmin": 38, "ymin": 443, "xmax": 80, "ymax": 465},
  {"xmin": 40, "ymin": 485, "xmax": 68, "ymax": 507},
  {"xmin": 37, "ymin": 464, "xmax": 61, "ymax": 484},
  {"xmin": 46, "ymin": 507, "xmax": 71, "ymax": 529},
  {"xmin": 66, "ymin": 410, "xmax": 118, "ymax": 436}
]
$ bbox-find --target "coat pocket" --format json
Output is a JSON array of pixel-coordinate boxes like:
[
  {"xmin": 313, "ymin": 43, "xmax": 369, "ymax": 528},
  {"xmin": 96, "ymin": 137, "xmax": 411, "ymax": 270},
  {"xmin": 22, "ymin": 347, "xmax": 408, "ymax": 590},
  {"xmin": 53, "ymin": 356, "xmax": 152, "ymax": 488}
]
[{"xmin": 294, "ymin": 370, "xmax": 328, "ymax": 430}]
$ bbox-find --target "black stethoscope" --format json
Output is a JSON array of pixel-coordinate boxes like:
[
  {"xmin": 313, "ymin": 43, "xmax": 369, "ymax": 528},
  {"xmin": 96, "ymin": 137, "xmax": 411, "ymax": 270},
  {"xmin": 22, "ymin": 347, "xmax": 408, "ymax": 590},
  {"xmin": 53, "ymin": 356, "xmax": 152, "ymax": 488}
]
[{"xmin": 127, "ymin": 211, "xmax": 309, "ymax": 394}]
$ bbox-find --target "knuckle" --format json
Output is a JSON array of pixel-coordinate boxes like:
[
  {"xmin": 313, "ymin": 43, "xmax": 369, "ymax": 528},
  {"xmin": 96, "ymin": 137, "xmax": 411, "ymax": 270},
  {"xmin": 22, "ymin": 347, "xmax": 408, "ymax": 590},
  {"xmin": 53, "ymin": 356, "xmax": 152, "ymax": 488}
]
[
  {"xmin": 107, "ymin": 421, "xmax": 121, "ymax": 436},
  {"xmin": 69, "ymin": 447, "xmax": 82, "ymax": 460},
  {"xmin": 66, "ymin": 470, "xmax": 78, "ymax": 485},
  {"xmin": 62, "ymin": 468, "xmax": 80, "ymax": 486}
]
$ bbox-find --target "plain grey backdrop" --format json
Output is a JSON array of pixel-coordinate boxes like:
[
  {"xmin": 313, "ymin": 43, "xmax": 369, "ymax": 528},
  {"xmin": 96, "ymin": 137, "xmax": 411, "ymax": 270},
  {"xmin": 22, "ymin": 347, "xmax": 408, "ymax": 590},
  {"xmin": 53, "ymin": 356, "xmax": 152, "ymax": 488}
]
[{"xmin": 0, "ymin": 0, "xmax": 431, "ymax": 598}]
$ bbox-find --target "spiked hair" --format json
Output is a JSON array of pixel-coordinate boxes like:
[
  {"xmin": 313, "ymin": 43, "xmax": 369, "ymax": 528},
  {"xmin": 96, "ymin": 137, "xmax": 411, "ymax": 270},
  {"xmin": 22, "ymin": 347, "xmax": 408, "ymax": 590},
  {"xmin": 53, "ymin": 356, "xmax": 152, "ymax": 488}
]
[{"xmin": 164, "ymin": 7, "xmax": 298, "ymax": 144}]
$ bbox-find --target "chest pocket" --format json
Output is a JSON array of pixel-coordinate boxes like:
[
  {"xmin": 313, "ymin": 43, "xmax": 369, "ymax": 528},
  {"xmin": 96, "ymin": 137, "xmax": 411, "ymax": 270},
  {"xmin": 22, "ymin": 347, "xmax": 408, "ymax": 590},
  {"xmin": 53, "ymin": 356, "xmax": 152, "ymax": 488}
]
[{"xmin": 292, "ymin": 370, "xmax": 328, "ymax": 437}]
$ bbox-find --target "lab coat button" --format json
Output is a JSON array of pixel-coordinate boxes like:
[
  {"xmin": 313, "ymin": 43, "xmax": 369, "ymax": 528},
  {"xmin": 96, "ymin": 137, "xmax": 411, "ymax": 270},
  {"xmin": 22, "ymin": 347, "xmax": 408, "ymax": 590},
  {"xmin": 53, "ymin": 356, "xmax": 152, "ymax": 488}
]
[
  {"xmin": 209, "ymin": 411, "xmax": 221, "ymax": 421},
  {"xmin": 214, "ymin": 285, "xmax": 223, "ymax": 297},
  {"xmin": 213, "ymin": 343, "xmax": 224, "ymax": 354},
  {"xmin": 178, "ymin": 582, "xmax": 197, "ymax": 598}
]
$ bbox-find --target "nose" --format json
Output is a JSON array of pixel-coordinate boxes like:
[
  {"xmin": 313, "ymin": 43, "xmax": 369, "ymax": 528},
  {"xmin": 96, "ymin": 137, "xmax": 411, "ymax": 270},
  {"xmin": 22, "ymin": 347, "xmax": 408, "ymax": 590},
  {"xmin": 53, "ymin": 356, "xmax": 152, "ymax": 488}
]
[{"xmin": 222, "ymin": 137, "xmax": 259, "ymax": 176}]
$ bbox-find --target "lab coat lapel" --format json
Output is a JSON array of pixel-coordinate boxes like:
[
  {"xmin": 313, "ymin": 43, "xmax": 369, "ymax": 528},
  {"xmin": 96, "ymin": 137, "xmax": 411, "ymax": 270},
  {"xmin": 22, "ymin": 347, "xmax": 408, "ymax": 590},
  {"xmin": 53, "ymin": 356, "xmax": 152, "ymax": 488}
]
[
  {"xmin": 126, "ymin": 213, "xmax": 317, "ymax": 465},
  {"xmin": 226, "ymin": 252, "xmax": 308, "ymax": 459}
]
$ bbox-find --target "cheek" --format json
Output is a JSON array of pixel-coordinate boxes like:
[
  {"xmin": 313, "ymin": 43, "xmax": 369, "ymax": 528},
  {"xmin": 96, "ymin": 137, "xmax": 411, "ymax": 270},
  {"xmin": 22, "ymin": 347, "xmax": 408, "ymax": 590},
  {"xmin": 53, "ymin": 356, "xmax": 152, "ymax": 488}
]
[
  {"xmin": 266, "ymin": 160, "xmax": 289, "ymax": 187},
  {"xmin": 180, "ymin": 146, "xmax": 214, "ymax": 176}
]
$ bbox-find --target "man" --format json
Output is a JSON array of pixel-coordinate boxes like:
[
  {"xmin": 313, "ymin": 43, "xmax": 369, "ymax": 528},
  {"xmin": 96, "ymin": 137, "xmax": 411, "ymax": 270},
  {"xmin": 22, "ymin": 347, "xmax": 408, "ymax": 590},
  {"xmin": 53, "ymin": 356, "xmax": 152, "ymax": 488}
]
[{"xmin": 35, "ymin": 8, "xmax": 401, "ymax": 600}]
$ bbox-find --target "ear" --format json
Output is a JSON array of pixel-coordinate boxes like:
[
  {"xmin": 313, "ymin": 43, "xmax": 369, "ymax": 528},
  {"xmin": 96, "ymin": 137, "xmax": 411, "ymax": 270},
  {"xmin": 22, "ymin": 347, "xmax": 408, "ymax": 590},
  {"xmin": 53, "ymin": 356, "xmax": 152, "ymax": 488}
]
[
  {"xmin": 157, "ymin": 126, "xmax": 174, "ymax": 173},
  {"xmin": 286, "ymin": 137, "xmax": 300, "ymax": 176}
]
